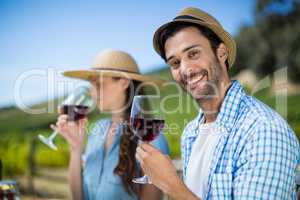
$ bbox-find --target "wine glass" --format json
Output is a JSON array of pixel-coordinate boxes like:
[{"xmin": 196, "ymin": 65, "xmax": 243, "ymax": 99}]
[
  {"xmin": 130, "ymin": 95, "xmax": 165, "ymax": 184},
  {"xmin": 38, "ymin": 86, "xmax": 94, "ymax": 150},
  {"xmin": 0, "ymin": 180, "xmax": 20, "ymax": 199}
]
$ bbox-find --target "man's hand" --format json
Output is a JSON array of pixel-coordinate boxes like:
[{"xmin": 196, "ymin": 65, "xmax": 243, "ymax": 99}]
[
  {"xmin": 136, "ymin": 143, "xmax": 200, "ymax": 200},
  {"xmin": 136, "ymin": 142, "xmax": 177, "ymax": 193}
]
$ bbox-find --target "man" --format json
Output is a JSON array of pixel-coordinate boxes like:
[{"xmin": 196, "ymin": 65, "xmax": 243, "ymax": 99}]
[{"xmin": 136, "ymin": 7, "xmax": 300, "ymax": 200}]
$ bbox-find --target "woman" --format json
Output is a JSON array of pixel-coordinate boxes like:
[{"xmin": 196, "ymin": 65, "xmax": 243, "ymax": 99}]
[{"xmin": 54, "ymin": 49, "xmax": 169, "ymax": 200}]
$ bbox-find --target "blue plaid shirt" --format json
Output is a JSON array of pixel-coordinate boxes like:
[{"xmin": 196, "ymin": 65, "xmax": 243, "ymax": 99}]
[{"xmin": 181, "ymin": 80, "xmax": 300, "ymax": 199}]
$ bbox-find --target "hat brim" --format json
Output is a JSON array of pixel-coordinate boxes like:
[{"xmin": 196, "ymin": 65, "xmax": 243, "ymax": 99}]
[
  {"xmin": 63, "ymin": 69, "xmax": 167, "ymax": 87},
  {"xmin": 153, "ymin": 19, "xmax": 236, "ymax": 68}
]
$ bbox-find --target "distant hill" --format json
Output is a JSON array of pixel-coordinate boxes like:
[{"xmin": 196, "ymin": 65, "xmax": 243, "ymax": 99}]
[{"xmin": 0, "ymin": 67, "xmax": 299, "ymax": 176}]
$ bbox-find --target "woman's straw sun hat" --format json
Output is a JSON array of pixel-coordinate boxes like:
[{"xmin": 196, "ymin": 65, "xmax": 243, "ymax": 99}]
[{"xmin": 63, "ymin": 49, "xmax": 166, "ymax": 86}]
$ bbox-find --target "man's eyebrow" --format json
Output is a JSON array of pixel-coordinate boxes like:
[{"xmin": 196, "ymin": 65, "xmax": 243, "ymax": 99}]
[
  {"xmin": 182, "ymin": 44, "xmax": 201, "ymax": 53},
  {"xmin": 166, "ymin": 44, "xmax": 201, "ymax": 62},
  {"xmin": 166, "ymin": 55, "xmax": 175, "ymax": 63}
]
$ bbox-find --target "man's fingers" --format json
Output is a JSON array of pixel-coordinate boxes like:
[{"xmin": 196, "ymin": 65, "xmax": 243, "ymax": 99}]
[
  {"xmin": 139, "ymin": 142, "xmax": 158, "ymax": 152},
  {"xmin": 136, "ymin": 143, "xmax": 162, "ymax": 163},
  {"xmin": 165, "ymin": 155, "xmax": 172, "ymax": 161},
  {"xmin": 136, "ymin": 146, "xmax": 149, "ymax": 161},
  {"xmin": 135, "ymin": 151, "xmax": 143, "ymax": 164}
]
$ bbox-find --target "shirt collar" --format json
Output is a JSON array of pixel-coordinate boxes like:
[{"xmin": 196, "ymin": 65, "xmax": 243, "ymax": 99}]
[
  {"xmin": 215, "ymin": 80, "xmax": 245, "ymax": 133},
  {"xmin": 194, "ymin": 80, "xmax": 245, "ymax": 135}
]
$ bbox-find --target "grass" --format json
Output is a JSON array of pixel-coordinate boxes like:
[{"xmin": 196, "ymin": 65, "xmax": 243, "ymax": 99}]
[{"xmin": 0, "ymin": 68, "xmax": 299, "ymax": 177}]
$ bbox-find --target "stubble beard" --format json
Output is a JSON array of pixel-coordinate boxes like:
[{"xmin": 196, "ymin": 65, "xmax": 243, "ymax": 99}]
[{"xmin": 184, "ymin": 60, "xmax": 223, "ymax": 103}]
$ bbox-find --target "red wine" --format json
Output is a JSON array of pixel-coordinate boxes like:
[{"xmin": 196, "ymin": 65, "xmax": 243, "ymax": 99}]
[
  {"xmin": 60, "ymin": 105, "xmax": 89, "ymax": 121},
  {"xmin": 0, "ymin": 181, "xmax": 20, "ymax": 200},
  {"xmin": 130, "ymin": 118, "xmax": 165, "ymax": 142}
]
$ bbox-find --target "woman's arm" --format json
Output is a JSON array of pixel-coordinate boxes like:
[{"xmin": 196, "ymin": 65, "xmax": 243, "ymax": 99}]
[
  {"xmin": 68, "ymin": 149, "xmax": 83, "ymax": 200},
  {"xmin": 55, "ymin": 115, "xmax": 87, "ymax": 200}
]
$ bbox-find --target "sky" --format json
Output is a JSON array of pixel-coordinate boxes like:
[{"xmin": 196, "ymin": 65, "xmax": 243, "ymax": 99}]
[{"xmin": 0, "ymin": 0, "xmax": 255, "ymax": 108}]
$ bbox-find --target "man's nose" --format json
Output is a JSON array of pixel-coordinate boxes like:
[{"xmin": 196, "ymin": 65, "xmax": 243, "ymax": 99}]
[{"xmin": 180, "ymin": 60, "xmax": 194, "ymax": 78}]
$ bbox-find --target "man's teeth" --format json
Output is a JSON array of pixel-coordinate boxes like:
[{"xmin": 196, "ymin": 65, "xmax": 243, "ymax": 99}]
[{"xmin": 187, "ymin": 75, "xmax": 204, "ymax": 85}]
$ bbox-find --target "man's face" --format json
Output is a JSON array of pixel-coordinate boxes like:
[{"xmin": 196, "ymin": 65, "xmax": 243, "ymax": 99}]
[{"xmin": 164, "ymin": 26, "xmax": 224, "ymax": 101}]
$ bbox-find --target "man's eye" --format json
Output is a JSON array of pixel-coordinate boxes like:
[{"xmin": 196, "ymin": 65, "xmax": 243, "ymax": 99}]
[
  {"xmin": 188, "ymin": 50, "xmax": 200, "ymax": 59},
  {"xmin": 169, "ymin": 60, "xmax": 180, "ymax": 69}
]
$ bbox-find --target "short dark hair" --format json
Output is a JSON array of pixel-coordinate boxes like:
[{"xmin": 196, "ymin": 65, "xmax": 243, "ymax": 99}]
[{"xmin": 158, "ymin": 22, "xmax": 229, "ymax": 69}]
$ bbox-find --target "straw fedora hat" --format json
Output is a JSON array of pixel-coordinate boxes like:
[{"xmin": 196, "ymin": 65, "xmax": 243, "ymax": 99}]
[
  {"xmin": 63, "ymin": 49, "xmax": 166, "ymax": 86},
  {"xmin": 153, "ymin": 7, "xmax": 236, "ymax": 68}
]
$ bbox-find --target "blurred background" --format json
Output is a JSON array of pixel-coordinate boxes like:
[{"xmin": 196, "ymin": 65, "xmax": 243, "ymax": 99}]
[{"xmin": 0, "ymin": 0, "xmax": 299, "ymax": 199}]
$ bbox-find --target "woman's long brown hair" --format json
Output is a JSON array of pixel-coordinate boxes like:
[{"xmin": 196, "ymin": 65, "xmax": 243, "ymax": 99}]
[{"xmin": 114, "ymin": 80, "xmax": 143, "ymax": 197}]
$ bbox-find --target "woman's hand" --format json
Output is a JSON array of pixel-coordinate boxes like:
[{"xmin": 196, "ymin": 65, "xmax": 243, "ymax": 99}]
[{"xmin": 51, "ymin": 115, "xmax": 87, "ymax": 153}]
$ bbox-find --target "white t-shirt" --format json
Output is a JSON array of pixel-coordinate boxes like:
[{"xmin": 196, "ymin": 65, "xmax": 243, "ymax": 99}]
[{"xmin": 185, "ymin": 121, "xmax": 222, "ymax": 199}]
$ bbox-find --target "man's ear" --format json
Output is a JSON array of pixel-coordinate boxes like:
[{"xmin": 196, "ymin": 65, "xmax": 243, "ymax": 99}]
[
  {"xmin": 119, "ymin": 78, "xmax": 131, "ymax": 90},
  {"xmin": 216, "ymin": 43, "xmax": 228, "ymax": 66}
]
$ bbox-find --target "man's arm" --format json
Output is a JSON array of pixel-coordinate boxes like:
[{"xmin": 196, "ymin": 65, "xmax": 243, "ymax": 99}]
[
  {"xmin": 140, "ymin": 181, "xmax": 163, "ymax": 200},
  {"xmin": 136, "ymin": 143, "xmax": 200, "ymax": 200},
  {"xmin": 232, "ymin": 121, "xmax": 299, "ymax": 199}
]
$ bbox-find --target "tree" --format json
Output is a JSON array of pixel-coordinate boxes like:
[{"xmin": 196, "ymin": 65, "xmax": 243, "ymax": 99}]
[{"xmin": 234, "ymin": 0, "xmax": 300, "ymax": 82}]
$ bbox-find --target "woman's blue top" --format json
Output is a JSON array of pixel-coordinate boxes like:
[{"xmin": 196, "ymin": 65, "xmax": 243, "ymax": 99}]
[{"xmin": 82, "ymin": 119, "xmax": 170, "ymax": 200}]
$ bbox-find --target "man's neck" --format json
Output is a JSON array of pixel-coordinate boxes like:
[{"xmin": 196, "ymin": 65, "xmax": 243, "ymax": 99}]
[{"xmin": 198, "ymin": 80, "xmax": 232, "ymax": 123}]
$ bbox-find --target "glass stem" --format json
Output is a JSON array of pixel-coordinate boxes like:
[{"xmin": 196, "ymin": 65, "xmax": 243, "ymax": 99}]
[{"xmin": 49, "ymin": 130, "xmax": 59, "ymax": 140}]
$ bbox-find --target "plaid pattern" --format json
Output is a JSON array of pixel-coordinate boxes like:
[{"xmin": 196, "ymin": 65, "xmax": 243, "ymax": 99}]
[{"xmin": 181, "ymin": 80, "xmax": 300, "ymax": 199}]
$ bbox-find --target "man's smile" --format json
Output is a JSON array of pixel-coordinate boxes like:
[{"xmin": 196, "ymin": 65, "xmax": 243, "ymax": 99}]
[{"xmin": 182, "ymin": 70, "xmax": 208, "ymax": 90}]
